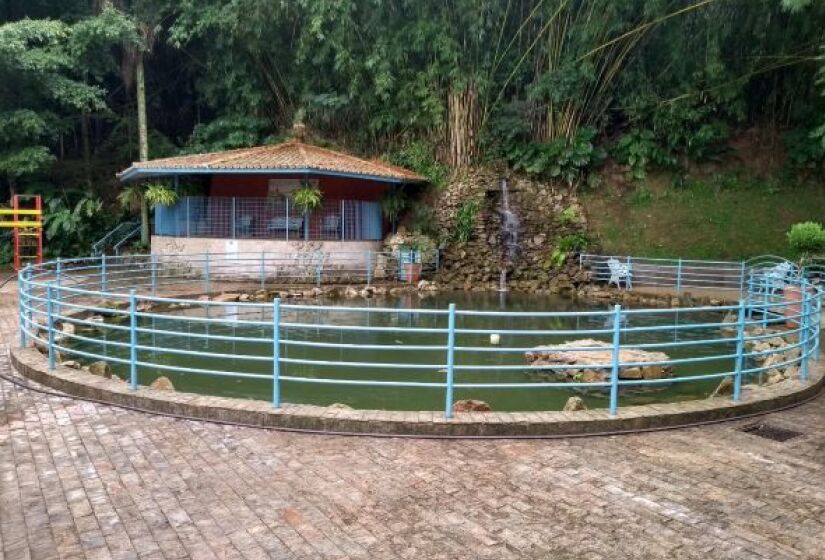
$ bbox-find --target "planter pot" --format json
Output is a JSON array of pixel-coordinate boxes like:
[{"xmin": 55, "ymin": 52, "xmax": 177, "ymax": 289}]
[{"xmin": 404, "ymin": 263, "xmax": 422, "ymax": 284}]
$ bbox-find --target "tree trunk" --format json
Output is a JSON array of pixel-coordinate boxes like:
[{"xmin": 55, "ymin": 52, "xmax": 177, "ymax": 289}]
[
  {"xmin": 136, "ymin": 52, "xmax": 150, "ymax": 245},
  {"xmin": 447, "ymin": 82, "xmax": 479, "ymax": 168},
  {"xmin": 80, "ymin": 112, "xmax": 92, "ymax": 188}
]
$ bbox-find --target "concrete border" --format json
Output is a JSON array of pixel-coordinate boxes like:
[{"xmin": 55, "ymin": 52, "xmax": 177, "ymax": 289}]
[{"xmin": 10, "ymin": 347, "xmax": 824, "ymax": 437}]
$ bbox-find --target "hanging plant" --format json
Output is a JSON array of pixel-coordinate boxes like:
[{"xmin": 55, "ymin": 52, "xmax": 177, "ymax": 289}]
[{"xmin": 290, "ymin": 181, "xmax": 322, "ymax": 214}]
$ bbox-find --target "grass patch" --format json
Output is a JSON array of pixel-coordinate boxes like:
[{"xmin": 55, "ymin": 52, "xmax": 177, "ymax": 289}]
[{"xmin": 582, "ymin": 173, "xmax": 825, "ymax": 260}]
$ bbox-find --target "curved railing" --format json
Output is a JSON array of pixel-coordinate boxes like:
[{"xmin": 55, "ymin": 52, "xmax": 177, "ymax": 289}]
[{"xmin": 17, "ymin": 252, "xmax": 822, "ymax": 418}]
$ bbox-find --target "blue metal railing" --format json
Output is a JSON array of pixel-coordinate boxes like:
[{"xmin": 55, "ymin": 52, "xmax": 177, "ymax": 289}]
[
  {"xmin": 91, "ymin": 220, "xmax": 140, "ymax": 256},
  {"xmin": 18, "ymin": 253, "xmax": 823, "ymax": 418}
]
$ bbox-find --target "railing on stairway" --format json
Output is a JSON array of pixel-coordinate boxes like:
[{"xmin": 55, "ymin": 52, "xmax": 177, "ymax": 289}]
[{"xmin": 91, "ymin": 221, "xmax": 140, "ymax": 257}]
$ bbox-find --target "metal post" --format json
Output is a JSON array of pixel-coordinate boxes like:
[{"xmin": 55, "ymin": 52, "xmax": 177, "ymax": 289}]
[
  {"xmin": 150, "ymin": 254, "xmax": 157, "ymax": 296},
  {"xmin": 47, "ymin": 283, "xmax": 55, "ymax": 370},
  {"xmin": 101, "ymin": 254, "xmax": 107, "ymax": 292},
  {"xmin": 814, "ymin": 292, "xmax": 821, "ymax": 362},
  {"xmin": 762, "ymin": 275, "xmax": 769, "ymax": 327},
  {"xmin": 186, "ymin": 197, "xmax": 191, "ymax": 238},
  {"xmin": 732, "ymin": 299, "xmax": 746, "ymax": 401},
  {"xmin": 129, "ymin": 289, "xmax": 138, "ymax": 390},
  {"xmin": 800, "ymin": 289, "xmax": 809, "ymax": 382},
  {"xmin": 232, "ymin": 197, "xmax": 236, "ymax": 239},
  {"xmin": 272, "ymin": 298, "xmax": 281, "ymax": 408},
  {"xmin": 260, "ymin": 251, "xmax": 266, "ymax": 290},
  {"xmin": 341, "ymin": 200, "xmax": 345, "ymax": 241},
  {"xmin": 444, "ymin": 303, "xmax": 456, "ymax": 418},
  {"xmin": 285, "ymin": 201, "xmax": 289, "ymax": 241},
  {"xmin": 366, "ymin": 251, "xmax": 373, "ymax": 286},
  {"xmin": 676, "ymin": 258, "xmax": 682, "ymax": 295},
  {"xmin": 18, "ymin": 268, "xmax": 27, "ymax": 347},
  {"xmin": 25, "ymin": 264, "xmax": 32, "ymax": 340},
  {"xmin": 747, "ymin": 273, "xmax": 754, "ymax": 319},
  {"xmin": 55, "ymin": 258, "xmax": 62, "ymax": 318},
  {"xmin": 738, "ymin": 261, "xmax": 745, "ymax": 300},
  {"xmin": 609, "ymin": 304, "xmax": 622, "ymax": 416},
  {"xmin": 204, "ymin": 251, "xmax": 210, "ymax": 295}
]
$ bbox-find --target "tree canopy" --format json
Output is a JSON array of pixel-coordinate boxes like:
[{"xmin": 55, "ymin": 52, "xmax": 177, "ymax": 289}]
[{"xmin": 0, "ymin": 0, "xmax": 823, "ymax": 233}]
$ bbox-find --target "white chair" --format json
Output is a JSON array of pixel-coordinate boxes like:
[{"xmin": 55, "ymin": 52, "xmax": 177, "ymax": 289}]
[
  {"xmin": 607, "ymin": 258, "xmax": 633, "ymax": 290},
  {"xmin": 764, "ymin": 261, "xmax": 793, "ymax": 293}
]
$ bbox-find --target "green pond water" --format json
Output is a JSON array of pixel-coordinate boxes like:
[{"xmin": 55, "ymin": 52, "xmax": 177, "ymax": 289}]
[{"xmin": 70, "ymin": 291, "xmax": 737, "ymax": 412}]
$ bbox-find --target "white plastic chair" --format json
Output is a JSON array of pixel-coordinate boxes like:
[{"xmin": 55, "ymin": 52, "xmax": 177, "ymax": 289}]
[{"xmin": 607, "ymin": 258, "xmax": 633, "ymax": 290}]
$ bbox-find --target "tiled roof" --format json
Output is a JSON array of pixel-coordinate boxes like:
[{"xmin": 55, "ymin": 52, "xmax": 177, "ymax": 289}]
[{"xmin": 118, "ymin": 140, "xmax": 425, "ymax": 182}]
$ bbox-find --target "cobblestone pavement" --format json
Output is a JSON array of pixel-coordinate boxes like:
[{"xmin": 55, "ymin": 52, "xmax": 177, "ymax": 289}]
[{"xmin": 2, "ymin": 285, "xmax": 825, "ymax": 559}]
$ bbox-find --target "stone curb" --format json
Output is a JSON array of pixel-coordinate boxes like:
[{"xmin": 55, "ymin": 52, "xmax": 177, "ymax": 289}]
[{"xmin": 10, "ymin": 347, "xmax": 824, "ymax": 437}]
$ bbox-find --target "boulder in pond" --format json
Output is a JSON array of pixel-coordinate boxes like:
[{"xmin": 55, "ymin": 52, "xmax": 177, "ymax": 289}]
[
  {"xmin": 452, "ymin": 399, "xmax": 492, "ymax": 413},
  {"xmin": 525, "ymin": 339, "xmax": 672, "ymax": 382},
  {"xmin": 149, "ymin": 376, "xmax": 175, "ymax": 391},
  {"xmin": 88, "ymin": 361, "xmax": 112, "ymax": 379},
  {"xmin": 562, "ymin": 396, "xmax": 587, "ymax": 412}
]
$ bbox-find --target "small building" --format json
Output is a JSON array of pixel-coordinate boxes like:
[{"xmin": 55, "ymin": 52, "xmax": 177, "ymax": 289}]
[{"xmin": 117, "ymin": 140, "xmax": 425, "ymax": 265}]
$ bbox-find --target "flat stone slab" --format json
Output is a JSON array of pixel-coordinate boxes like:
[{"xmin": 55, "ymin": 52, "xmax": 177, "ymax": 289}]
[
  {"xmin": 10, "ymin": 347, "xmax": 823, "ymax": 437},
  {"xmin": 525, "ymin": 339, "xmax": 673, "ymax": 382}
]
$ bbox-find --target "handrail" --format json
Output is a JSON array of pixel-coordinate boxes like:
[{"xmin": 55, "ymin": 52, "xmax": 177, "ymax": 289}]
[
  {"xmin": 91, "ymin": 220, "xmax": 139, "ymax": 256},
  {"xmin": 17, "ymin": 252, "xmax": 822, "ymax": 418}
]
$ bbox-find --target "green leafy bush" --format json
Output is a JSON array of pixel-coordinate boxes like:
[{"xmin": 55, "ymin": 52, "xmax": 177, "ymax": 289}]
[
  {"xmin": 557, "ymin": 206, "xmax": 579, "ymax": 225},
  {"xmin": 388, "ymin": 141, "xmax": 449, "ymax": 188},
  {"xmin": 507, "ymin": 127, "xmax": 604, "ymax": 185},
  {"xmin": 545, "ymin": 233, "xmax": 590, "ymax": 268},
  {"xmin": 613, "ymin": 129, "xmax": 675, "ymax": 181},
  {"xmin": 452, "ymin": 200, "xmax": 479, "ymax": 243},
  {"xmin": 787, "ymin": 222, "xmax": 825, "ymax": 256},
  {"xmin": 784, "ymin": 128, "xmax": 825, "ymax": 170},
  {"xmin": 380, "ymin": 188, "xmax": 408, "ymax": 232}
]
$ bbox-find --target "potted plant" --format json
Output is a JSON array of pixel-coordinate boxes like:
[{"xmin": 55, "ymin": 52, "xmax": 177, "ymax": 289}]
[{"xmin": 398, "ymin": 233, "xmax": 436, "ymax": 283}]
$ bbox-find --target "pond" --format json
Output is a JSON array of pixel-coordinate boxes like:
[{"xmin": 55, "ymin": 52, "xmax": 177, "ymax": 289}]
[{"xmin": 68, "ymin": 291, "xmax": 736, "ymax": 412}]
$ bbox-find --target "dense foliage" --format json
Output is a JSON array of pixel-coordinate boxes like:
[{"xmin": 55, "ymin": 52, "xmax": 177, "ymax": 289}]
[{"xmin": 1, "ymin": 0, "xmax": 824, "ymax": 257}]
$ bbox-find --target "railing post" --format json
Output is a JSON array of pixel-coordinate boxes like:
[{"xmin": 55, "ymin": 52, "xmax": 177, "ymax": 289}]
[
  {"xmin": 272, "ymin": 298, "xmax": 281, "ymax": 408},
  {"xmin": 800, "ymin": 287, "xmax": 809, "ymax": 382},
  {"xmin": 366, "ymin": 251, "xmax": 373, "ymax": 286},
  {"xmin": 340, "ymin": 200, "xmax": 345, "ymax": 241},
  {"xmin": 204, "ymin": 251, "xmax": 210, "ymax": 295},
  {"xmin": 444, "ymin": 303, "xmax": 456, "ymax": 418},
  {"xmin": 676, "ymin": 258, "xmax": 682, "ymax": 295},
  {"xmin": 285, "ymin": 201, "xmax": 290, "ymax": 241},
  {"xmin": 25, "ymin": 264, "xmax": 32, "ymax": 339},
  {"xmin": 18, "ymin": 268, "xmax": 27, "ymax": 347},
  {"xmin": 747, "ymin": 273, "xmax": 754, "ymax": 319},
  {"xmin": 762, "ymin": 274, "xmax": 769, "ymax": 327},
  {"xmin": 101, "ymin": 254, "xmax": 107, "ymax": 292},
  {"xmin": 814, "ymin": 292, "xmax": 821, "ymax": 362},
  {"xmin": 231, "ymin": 197, "xmax": 236, "ymax": 239},
  {"xmin": 738, "ymin": 261, "xmax": 745, "ymax": 300},
  {"xmin": 260, "ymin": 251, "xmax": 266, "ymax": 290},
  {"xmin": 186, "ymin": 197, "xmax": 191, "ymax": 238},
  {"xmin": 609, "ymin": 304, "xmax": 622, "ymax": 416},
  {"xmin": 150, "ymin": 254, "xmax": 157, "ymax": 296},
  {"xmin": 55, "ymin": 258, "xmax": 62, "ymax": 318},
  {"xmin": 47, "ymin": 283, "xmax": 55, "ymax": 370},
  {"xmin": 129, "ymin": 289, "xmax": 138, "ymax": 390},
  {"xmin": 733, "ymin": 299, "xmax": 747, "ymax": 402}
]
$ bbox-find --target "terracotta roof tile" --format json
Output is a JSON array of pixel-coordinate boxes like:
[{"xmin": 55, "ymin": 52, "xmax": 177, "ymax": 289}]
[{"xmin": 120, "ymin": 141, "xmax": 425, "ymax": 182}]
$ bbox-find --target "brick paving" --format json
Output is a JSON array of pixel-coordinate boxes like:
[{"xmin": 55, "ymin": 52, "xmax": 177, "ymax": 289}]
[{"xmin": 2, "ymin": 283, "xmax": 825, "ymax": 559}]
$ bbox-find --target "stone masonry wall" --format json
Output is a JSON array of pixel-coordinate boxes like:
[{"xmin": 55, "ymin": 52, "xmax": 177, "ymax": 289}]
[{"xmin": 432, "ymin": 168, "xmax": 592, "ymax": 293}]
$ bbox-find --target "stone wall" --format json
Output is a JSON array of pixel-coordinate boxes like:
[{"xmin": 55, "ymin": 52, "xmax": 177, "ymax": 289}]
[{"xmin": 431, "ymin": 168, "xmax": 591, "ymax": 292}]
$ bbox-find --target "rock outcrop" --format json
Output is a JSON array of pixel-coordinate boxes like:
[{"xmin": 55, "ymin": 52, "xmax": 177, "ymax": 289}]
[
  {"xmin": 149, "ymin": 376, "xmax": 175, "ymax": 391},
  {"xmin": 88, "ymin": 361, "xmax": 112, "ymax": 379},
  {"xmin": 431, "ymin": 168, "xmax": 592, "ymax": 292},
  {"xmin": 525, "ymin": 339, "xmax": 673, "ymax": 382}
]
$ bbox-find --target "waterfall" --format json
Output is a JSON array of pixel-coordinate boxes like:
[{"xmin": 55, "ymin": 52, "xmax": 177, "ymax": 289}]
[{"xmin": 498, "ymin": 177, "xmax": 520, "ymax": 291}]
